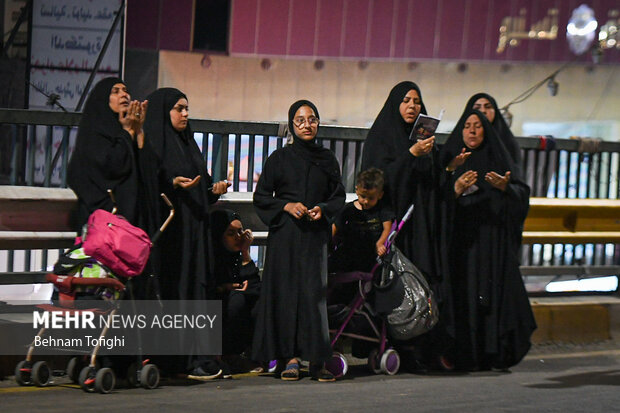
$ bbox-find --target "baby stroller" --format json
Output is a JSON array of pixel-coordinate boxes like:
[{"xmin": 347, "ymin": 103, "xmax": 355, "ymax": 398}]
[
  {"xmin": 14, "ymin": 191, "xmax": 175, "ymax": 394},
  {"xmin": 325, "ymin": 204, "xmax": 438, "ymax": 378}
]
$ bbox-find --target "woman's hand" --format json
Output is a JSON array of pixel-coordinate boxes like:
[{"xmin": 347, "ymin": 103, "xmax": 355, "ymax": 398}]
[
  {"xmin": 485, "ymin": 171, "xmax": 511, "ymax": 191},
  {"xmin": 219, "ymin": 281, "xmax": 247, "ymax": 292},
  {"xmin": 119, "ymin": 100, "xmax": 148, "ymax": 144},
  {"xmin": 211, "ymin": 180, "xmax": 231, "ymax": 195},
  {"xmin": 455, "ymin": 170, "xmax": 478, "ymax": 197},
  {"xmin": 173, "ymin": 175, "xmax": 201, "ymax": 189},
  {"xmin": 308, "ymin": 206, "xmax": 322, "ymax": 221},
  {"xmin": 409, "ymin": 136, "xmax": 435, "ymax": 157},
  {"xmin": 446, "ymin": 148, "xmax": 471, "ymax": 172},
  {"xmin": 284, "ymin": 202, "xmax": 308, "ymax": 219}
]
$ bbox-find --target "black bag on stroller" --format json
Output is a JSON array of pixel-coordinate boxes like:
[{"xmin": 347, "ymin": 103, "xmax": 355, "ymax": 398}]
[{"xmin": 374, "ymin": 247, "xmax": 439, "ymax": 341}]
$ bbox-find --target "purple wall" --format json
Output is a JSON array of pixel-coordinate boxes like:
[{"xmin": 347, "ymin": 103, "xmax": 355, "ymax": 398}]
[
  {"xmin": 126, "ymin": 0, "xmax": 620, "ymax": 63},
  {"xmin": 228, "ymin": 0, "xmax": 620, "ymax": 63}
]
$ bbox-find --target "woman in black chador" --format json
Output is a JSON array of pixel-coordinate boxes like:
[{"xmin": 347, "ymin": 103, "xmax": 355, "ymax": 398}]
[
  {"xmin": 442, "ymin": 93, "xmax": 522, "ymax": 175},
  {"xmin": 252, "ymin": 100, "xmax": 345, "ymax": 382},
  {"xmin": 142, "ymin": 87, "xmax": 229, "ymax": 301},
  {"xmin": 142, "ymin": 88, "xmax": 229, "ymax": 379},
  {"xmin": 441, "ymin": 108, "xmax": 536, "ymax": 371},
  {"xmin": 67, "ymin": 77, "xmax": 148, "ymax": 230},
  {"xmin": 361, "ymin": 81, "xmax": 457, "ymax": 370}
]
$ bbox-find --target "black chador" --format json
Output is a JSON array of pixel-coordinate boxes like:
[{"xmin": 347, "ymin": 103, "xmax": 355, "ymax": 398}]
[
  {"xmin": 67, "ymin": 77, "xmax": 140, "ymax": 229},
  {"xmin": 441, "ymin": 108, "xmax": 536, "ymax": 371},
  {"xmin": 142, "ymin": 88, "xmax": 220, "ymax": 301},
  {"xmin": 251, "ymin": 100, "xmax": 345, "ymax": 365}
]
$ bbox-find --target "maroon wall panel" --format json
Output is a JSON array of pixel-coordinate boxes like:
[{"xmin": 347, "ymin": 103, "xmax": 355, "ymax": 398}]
[
  {"xmin": 436, "ymin": 0, "xmax": 468, "ymax": 60},
  {"xmin": 368, "ymin": 0, "xmax": 395, "ymax": 58},
  {"xmin": 230, "ymin": 0, "xmax": 259, "ymax": 53},
  {"xmin": 342, "ymin": 0, "xmax": 371, "ymax": 57},
  {"xmin": 407, "ymin": 1, "xmax": 438, "ymax": 59},
  {"xmin": 315, "ymin": 0, "xmax": 344, "ymax": 57},
  {"xmin": 256, "ymin": 0, "xmax": 290, "ymax": 55},
  {"xmin": 391, "ymin": 0, "xmax": 411, "ymax": 58},
  {"xmin": 288, "ymin": 0, "xmax": 318, "ymax": 56},
  {"xmin": 465, "ymin": 0, "xmax": 492, "ymax": 60},
  {"xmin": 124, "ymin": 0, "xmax": 619, "ymax": 63}
]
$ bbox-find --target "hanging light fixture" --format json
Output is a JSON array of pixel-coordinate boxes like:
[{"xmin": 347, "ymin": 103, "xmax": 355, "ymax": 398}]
[{"xmin": 566, "ymin": 4, "xmax": 598, "ymax": 55}]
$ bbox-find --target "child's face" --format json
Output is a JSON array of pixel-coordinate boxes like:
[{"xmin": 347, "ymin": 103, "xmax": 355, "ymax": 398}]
[{"xmin": 356, "ymin": 186, "xmax": 383, "ymax": 210}]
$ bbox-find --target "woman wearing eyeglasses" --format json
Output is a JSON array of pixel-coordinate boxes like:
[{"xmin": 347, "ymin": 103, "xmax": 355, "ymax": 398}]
[
  {"xmin": 361, "ymin": 82, "xmax": 458, "ymax": 372},
  {"xmin": 252, "ymin": 100, "xmax": 345, "ymax": 382}
]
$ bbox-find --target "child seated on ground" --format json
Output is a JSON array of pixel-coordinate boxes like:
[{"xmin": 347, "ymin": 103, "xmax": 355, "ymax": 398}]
[{"xmin": 329, "ymin": 168, "xmax": 394, "ymax": 274}]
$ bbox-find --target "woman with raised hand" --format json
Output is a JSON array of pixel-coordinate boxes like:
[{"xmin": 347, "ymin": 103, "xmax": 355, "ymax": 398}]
[
  {"xmin": 252, "ymin": 100, "xmax": 345, "ymax": 382},
  {"xmin": 68, "ymin": 77, "xmax": 148, "ymax": 230},
  {"xmin": 440, "ymin": 108, "xmax": 536, "ymax": 371}
]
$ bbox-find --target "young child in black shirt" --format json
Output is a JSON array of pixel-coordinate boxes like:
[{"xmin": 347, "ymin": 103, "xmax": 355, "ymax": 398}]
[{"xmin": 330, "ymin": 168, "xmax": 394, "ymax": 273}]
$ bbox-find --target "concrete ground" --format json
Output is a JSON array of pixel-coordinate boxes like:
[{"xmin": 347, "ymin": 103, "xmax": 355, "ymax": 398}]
[{"xmin": 1, "ymin": 339, "xmax": 619, "ymax": 413}]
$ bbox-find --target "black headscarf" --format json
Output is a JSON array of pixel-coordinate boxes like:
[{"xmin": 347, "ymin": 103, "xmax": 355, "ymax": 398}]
[
  {"xmin": 288, "ymin": 99, "xmax": 341, "ymax": 181},
  {"xmin": 444, "ymin": 109, "xmax": 523, "ymax": 195},
  {"xmin": 442, "ymin": 93, "xmax": 522, "ymax": 172},
  {"xmin": 143, "ymin": 88, "xmax": 213, "ymax": 217},
  {"xmin": 210, "ymin": 209, "xmax": 242, "ymax": 284},
  {"xmin": 362, "ymin": 81, "xmax": 428, "ymax": 163},
  {"xmin": 67, "ymin": 77, "xmax": 139, "ymax": 227}
]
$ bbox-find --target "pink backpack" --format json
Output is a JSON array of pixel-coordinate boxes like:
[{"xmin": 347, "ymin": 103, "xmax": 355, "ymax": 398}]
[{"xmin": 82, "ymin": 209, "xmax": 151, "ymax": 277}]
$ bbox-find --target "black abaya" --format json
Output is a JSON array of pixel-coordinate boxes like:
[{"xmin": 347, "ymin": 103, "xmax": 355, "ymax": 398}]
[
  {"xmin": 252, "ymin": 100, "xmax": 345, "ymax": 364},
  {"xmin": 67, "ymin": 77, "xmax": 141, "ymax": 229},
  {"xmin": 142, "ymin": 88, "xmax": 220, "ymax": 301},
  {"xmin": 360, "ymin": 82, "xmax": 454, "ymax": 362},
  {"xmin": 442, "ymin": 109, "xmax": 536, "ymax": 370}
]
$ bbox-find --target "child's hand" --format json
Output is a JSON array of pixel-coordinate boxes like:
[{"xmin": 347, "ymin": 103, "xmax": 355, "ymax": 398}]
[{"xmin": 376, "ymin": 242, "xmax": 387, "ymax": 256}]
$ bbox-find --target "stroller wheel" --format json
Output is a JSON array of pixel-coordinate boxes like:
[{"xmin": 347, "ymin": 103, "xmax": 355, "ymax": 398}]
[
  {"xmin": 380, "ymin": 349, "xmax": 400, "ymax": 375},
  {"xmin": 140, "ymin": 364, "xmax": 160, "ymax": 389},
  {"xmin": 267, "ymin": 359, "xmax": 279, "ymax": 373},
  {"xmin": 126, "ymin": 362, "xmax": 139, "ymax": 388},
  {"xmin": 367, "ymin": 349, "xmax": 382, "ymax": 374},
  {"xmin": 325, "ymin": 352, "xmax": 348, "ymax": 378},
  {"xmin": 78, "ymin": 366, "xmax": 96, "ymax": 393},
  {"xmin": 32, "ymin": 361, "xmax": 52, "ymax": 387},
  {"xmin": 66, "ymin": 357, "xmax": 82, "ymax": 384},
  {"xmin": 95, "ymin": 368, "xmax": 116, "ymax": 394},
  {"xmin": 14, "ymin": 360, "xmax": 32, "ymax": 386}
]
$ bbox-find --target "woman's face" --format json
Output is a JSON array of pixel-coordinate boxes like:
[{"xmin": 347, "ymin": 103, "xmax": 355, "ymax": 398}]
[
  {"xmin": 108, "ymin": 83, "xmax": 130, "ymax": 114},
  {"xmin": 472, "ymin": 97, "xmax": 495, "ymax": 123},
  {"xmin": 292, "ymin": 105, "xmax": 319, "ymax": 141},
  {"xmin": 462, "ymin": 114, "xmax": 484, "ymax": 149},
  {"xmin": 399, "ymin": 89, "xmax": 422, "ymax": 124},
  {"xmin": 222, "ymin": 219, "xmax": 244, "ymax": 252},
  {"xmin": 170, "ymin": 98, "xmax": 189, "ymax": 132}
]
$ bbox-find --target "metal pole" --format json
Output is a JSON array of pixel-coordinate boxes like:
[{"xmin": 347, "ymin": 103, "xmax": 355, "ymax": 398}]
[{"xmin": 75, "ymin": 0, "xmax": 126, "ymax": 112}]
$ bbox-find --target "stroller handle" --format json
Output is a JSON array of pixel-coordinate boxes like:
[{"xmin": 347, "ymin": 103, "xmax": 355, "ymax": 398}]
[
  {"xmin": 150, "ymin": 193, "xmax": 175, "ymax": 245},
  {"xmin": 386, "ymin": 204, "xmax": 415, "ymax": 247},
  {"xmin": 106, "ymin": 189, "xmax": 118, "ymax": 215}
]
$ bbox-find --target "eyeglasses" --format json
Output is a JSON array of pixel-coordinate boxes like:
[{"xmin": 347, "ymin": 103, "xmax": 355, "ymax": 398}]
[{"xmin": 293, "ymin": 116, "xmax": 319, "ymax": 128}]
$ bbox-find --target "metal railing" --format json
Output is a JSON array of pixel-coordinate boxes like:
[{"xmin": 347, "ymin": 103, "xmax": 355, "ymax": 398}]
[{"xmin": 1, "ymin": 108, "xmax": 619, "ymax": 284}]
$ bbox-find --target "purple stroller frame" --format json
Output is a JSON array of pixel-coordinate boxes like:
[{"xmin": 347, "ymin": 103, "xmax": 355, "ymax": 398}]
[{"xmin": 327, "ymin": 204, "xmax": 414, "ymax": 375}]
